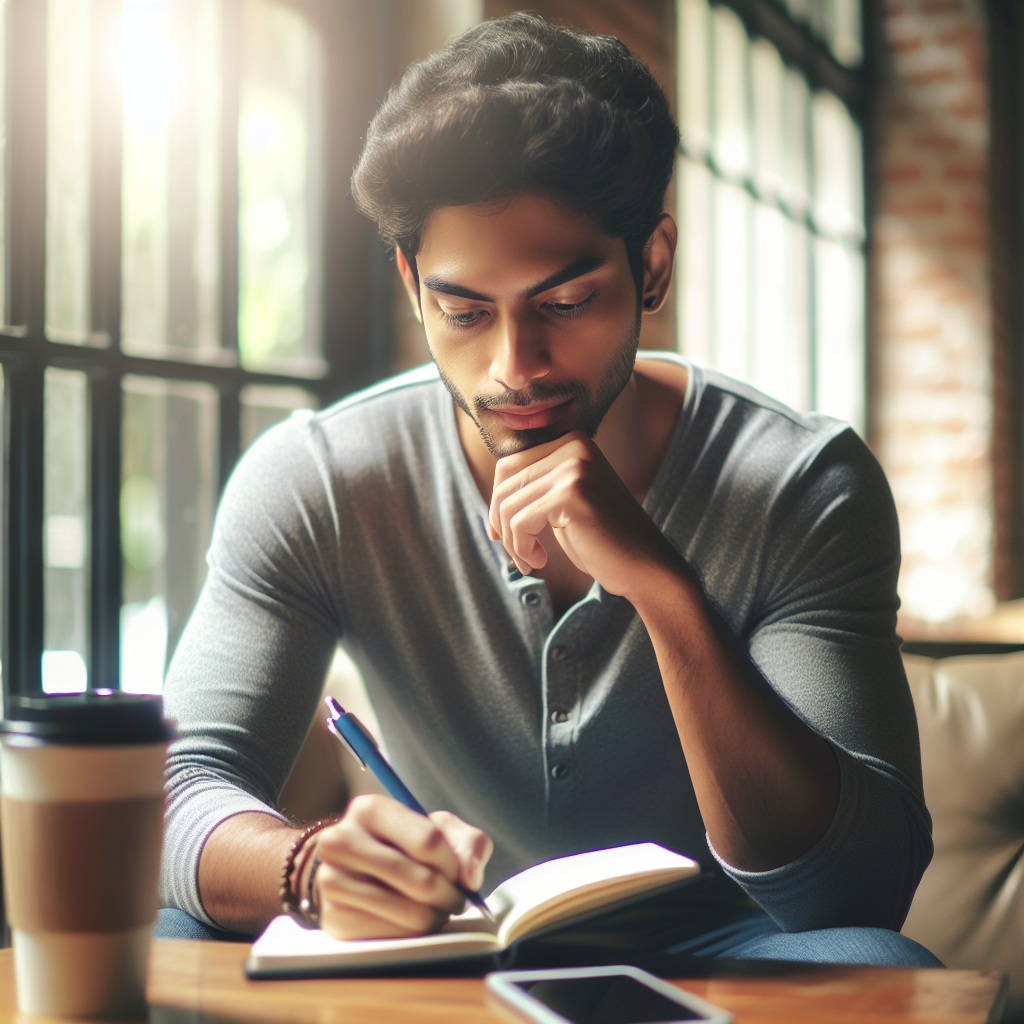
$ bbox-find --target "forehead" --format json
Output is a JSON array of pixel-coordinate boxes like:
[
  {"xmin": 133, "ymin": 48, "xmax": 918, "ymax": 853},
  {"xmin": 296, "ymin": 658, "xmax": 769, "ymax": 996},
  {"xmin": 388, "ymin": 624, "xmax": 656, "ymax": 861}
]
[{"xmin": 416, "ymin": 194, "xmax": 622, "ymax": 279}]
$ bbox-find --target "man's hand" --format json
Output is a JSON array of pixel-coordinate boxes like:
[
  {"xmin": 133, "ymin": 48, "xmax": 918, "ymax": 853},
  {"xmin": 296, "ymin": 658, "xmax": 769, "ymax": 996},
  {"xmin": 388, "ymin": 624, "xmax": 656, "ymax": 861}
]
[
  {"xmin": 314, "ymin": 795, "xmax": 493, "ymax": 940},
  {"xmin": 488, "ymin": 430, "xmax": 677, "ymax": 599}
]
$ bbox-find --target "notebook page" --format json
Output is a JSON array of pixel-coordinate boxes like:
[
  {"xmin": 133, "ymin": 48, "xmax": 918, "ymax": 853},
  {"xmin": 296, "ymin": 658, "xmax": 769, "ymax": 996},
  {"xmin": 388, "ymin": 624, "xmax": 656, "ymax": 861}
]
[{"xmin": 491, "ymin": 843, "xmax": 699, "ymax": 946}]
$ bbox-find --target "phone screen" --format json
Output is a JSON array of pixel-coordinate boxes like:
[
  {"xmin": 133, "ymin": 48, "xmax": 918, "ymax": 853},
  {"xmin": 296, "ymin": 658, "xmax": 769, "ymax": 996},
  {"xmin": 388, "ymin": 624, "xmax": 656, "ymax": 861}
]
[{"xmin": 514, "ymin": 975, "xmax": 706, "ymax": 1024}]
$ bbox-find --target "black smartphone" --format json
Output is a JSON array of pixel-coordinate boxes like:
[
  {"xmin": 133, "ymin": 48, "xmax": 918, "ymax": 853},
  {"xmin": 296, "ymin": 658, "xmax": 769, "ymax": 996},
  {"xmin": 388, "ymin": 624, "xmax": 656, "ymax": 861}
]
[{"xmin": 486, "ymin": 966, "xmax": 733, "ymax": 1024}]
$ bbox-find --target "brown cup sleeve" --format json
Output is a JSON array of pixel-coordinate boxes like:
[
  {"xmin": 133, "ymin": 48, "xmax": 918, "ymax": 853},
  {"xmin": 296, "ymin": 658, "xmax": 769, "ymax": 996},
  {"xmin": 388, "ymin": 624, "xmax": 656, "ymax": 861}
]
[{"xmin": 1, "ymin": 795, "xmax": 165, "ymax": 933}]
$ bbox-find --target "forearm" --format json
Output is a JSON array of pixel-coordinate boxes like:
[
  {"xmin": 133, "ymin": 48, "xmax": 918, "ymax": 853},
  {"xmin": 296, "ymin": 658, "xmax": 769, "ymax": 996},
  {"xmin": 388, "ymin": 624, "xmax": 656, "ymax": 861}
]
[
  {"xmin": 626, "ymin": 555, "xmax": 839, "ymax": 873},
  {"xmin": 198, "ymin": 812, "xmax": 301, "ymax": 934}
]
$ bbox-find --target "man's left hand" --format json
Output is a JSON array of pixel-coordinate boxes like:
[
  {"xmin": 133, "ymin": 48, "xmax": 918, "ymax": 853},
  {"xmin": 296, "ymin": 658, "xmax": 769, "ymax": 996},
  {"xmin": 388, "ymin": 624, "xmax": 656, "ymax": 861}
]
[{"xmin": 488, "ymin": 430, "xmax": 677, "ymax": 599}]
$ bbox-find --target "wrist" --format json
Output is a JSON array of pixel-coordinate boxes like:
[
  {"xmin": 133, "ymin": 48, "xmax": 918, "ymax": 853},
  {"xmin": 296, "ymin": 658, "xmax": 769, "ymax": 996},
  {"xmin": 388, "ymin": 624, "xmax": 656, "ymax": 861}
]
[
  {"xmin": 623, "ymin": 546, "xmax": 703, "ymax": 624},
  {"xmin": 280, "ymin": 818, "xmax": 336, "ymax": 928}
]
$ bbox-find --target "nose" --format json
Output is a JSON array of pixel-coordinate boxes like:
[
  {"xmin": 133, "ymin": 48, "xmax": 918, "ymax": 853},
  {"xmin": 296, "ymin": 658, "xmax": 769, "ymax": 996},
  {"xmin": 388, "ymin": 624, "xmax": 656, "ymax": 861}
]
[{"xmin": 490, "ymin": 313, "xmax": 550, "ymax": 392}]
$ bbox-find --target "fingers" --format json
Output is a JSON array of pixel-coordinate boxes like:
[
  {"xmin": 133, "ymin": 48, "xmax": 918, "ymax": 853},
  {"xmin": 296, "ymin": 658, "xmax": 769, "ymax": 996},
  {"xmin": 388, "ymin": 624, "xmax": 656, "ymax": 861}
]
[
  {"xmin": 429, "ymin": 810, "xmax": 494, "ymax": 892},
  {"xmin": 491, "ymin": 430, "xmax": 591, "ymax": 488},
  {"xmin": 317, "ymin": 863, "xmax": 450, "ymax": 938},
  {"xmin": 491, "ymin": 451, "xmax": 597, "ymax": 572},
  {"xmin": 315, "ymin": 795, "xmax": 467, "ymax": 940},
  {"xmin": 489, "ymin": 432, "xmax": 594, "ymax": 532}
]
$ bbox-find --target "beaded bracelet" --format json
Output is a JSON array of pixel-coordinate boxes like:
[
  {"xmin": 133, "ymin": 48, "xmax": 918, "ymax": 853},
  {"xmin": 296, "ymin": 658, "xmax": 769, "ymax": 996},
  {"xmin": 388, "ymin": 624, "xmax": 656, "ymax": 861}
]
[
  {"xmin": 300, "ymin": 854, "xmax": 323, "ymax": 927},
  {"xmin": 279, "ymin": 819, "xmax": 335, "ymax": 928}
]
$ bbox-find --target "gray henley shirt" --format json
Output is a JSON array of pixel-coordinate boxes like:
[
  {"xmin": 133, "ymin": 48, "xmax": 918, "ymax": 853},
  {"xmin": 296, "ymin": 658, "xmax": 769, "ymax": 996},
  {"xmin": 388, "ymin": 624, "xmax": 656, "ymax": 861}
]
[{"xmin": 161, "ymin": 354, "xmax": 932, "ymax": 933}]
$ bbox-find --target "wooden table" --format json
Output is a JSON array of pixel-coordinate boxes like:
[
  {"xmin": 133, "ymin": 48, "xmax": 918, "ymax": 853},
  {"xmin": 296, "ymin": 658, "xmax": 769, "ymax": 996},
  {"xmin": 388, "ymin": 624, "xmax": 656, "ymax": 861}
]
[{"xmin": 0, "ymin": 941, "xmax": 1006, "ymax": 1024}]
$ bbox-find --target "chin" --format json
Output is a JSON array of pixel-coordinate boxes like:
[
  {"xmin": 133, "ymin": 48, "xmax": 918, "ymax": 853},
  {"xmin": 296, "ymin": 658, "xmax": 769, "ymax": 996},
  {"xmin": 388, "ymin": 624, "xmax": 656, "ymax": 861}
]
[{"xmin": 479, "ymin": 421, "xmax": 576, "ymax": 458}]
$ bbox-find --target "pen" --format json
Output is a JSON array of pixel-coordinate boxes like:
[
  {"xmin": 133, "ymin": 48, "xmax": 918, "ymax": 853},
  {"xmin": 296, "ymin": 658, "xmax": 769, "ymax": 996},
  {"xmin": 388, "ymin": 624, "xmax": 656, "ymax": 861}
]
[{"xmin": 324, "ymin": 695, "xmax": 495, "ymax": 923}]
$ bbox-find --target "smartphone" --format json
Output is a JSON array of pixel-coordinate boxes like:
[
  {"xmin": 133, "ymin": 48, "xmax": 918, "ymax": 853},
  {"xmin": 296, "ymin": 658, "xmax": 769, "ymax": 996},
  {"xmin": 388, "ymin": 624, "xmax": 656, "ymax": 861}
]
[{"xmin": 485, "ymin": 966, "xmax": 733, "ymax": 1024}]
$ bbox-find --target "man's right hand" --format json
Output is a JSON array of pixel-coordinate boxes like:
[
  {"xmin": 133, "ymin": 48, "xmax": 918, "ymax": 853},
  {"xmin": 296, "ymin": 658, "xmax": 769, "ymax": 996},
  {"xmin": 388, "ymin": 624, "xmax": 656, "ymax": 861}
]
[{"xmin": 313, "ymin": 795, "xmax": 493, "ymax": 940}]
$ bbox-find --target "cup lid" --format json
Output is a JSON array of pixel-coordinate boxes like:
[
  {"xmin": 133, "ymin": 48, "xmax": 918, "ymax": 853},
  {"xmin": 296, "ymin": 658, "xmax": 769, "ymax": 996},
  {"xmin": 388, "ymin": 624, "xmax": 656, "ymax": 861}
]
[{"xmin": 0, "ymin": 691, "xmax": 175, "ymax": 745}]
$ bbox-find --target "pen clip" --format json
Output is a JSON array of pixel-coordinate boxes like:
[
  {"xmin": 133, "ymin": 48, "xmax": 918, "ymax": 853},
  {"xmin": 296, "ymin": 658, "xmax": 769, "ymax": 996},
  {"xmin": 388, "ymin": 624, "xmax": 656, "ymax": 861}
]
[{"xmin": 324, "ymin": 697, "xmax": 367, "ymax": 771}]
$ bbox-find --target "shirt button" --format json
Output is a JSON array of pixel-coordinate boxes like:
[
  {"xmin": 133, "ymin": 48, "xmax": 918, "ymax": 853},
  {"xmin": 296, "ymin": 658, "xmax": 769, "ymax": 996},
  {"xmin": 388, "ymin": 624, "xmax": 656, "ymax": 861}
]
[
  {"xmin": 550, "ymin": 764, "xmax": 569, "ymax": 778},
  {"xmin": 523, "ymin": 591, "xmax": 541, "ymax": 608},
  {"xmin": 550, "ymin": 645, "xmax": 568, "ymax": 661},
  {"xmin": 551, "ymin": 710, "xmax": 569, "ymax": 723}
]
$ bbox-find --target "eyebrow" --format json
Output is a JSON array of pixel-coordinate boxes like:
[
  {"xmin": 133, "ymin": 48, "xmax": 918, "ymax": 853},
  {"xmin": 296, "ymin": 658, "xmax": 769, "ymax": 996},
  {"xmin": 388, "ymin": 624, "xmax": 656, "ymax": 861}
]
[
  {"xmin": 421, "ymin": 255, "xmax": 607, "ymax": 304},
  {"xmin": 525, "ymin": 255, "xmax": 606, "ymax": 298}
]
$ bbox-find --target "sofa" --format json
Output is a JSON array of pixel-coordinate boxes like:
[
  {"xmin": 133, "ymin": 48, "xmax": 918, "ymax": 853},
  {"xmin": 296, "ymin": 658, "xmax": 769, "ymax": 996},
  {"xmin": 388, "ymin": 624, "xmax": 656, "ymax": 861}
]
[{"xmin": 900, "ymin": 648, "xmax": 1023, "ymax": 1023}]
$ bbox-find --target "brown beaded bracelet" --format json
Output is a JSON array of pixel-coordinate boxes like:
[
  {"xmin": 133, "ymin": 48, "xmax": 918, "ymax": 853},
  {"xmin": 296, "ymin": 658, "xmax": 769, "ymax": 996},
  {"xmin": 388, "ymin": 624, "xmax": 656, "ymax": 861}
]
[{"xmin": 279, "ymin": 819, "xmax": 335, "ymax": 928}]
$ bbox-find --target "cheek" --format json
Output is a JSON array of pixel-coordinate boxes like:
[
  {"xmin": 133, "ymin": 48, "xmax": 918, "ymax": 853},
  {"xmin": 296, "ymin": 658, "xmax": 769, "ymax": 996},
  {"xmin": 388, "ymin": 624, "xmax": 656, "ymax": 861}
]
[
  {"xmin": 425, "ymin": 332, "xmax": 486, "ymax": 399},
  {"xmin": 559, "ymin": 301, "xmax": 636, "ymax": 367}
]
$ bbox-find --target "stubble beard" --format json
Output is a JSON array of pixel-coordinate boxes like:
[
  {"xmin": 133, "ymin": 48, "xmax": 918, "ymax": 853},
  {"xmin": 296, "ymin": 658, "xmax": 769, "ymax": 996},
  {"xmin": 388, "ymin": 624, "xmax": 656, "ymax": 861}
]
[{"xmin": 436, "ymin": 315, "xmax": 641, "ymax": 459}]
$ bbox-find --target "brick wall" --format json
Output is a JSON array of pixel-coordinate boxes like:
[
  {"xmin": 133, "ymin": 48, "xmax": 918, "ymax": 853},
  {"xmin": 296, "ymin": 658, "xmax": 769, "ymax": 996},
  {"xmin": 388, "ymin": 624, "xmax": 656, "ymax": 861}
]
[{"xmin": 872, "ymin": 0, "xmax": 995, "ymax": 623}]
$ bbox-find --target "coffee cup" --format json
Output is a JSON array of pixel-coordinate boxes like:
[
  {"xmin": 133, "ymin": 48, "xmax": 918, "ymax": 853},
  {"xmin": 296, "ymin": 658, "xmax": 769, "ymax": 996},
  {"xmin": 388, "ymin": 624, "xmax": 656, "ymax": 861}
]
[{"xmin": 0, "ymin": 691, "xmax": 173, "ymax": 1017}]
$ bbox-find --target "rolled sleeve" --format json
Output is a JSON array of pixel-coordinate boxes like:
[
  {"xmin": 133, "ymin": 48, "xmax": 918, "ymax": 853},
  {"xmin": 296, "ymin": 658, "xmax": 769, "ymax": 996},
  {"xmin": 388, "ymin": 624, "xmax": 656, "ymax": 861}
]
[
  {"xmin": 708, "ymin": 744, "xmax": 933, "ymax": 932},
  {"xmin": 159, "ymin": 770, "xmax": 287, "ymax": 927}
]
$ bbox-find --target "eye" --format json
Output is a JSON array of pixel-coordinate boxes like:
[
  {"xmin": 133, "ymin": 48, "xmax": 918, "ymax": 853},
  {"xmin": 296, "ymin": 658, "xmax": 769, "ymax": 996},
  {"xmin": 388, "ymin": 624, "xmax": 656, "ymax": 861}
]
[
  {"xmin": 544, "ymin": 292, "xmax": 596, "ymax": 318},
  {"xmin": 439, "ymin": 309, "xmax": 490, "ymax": 329}
]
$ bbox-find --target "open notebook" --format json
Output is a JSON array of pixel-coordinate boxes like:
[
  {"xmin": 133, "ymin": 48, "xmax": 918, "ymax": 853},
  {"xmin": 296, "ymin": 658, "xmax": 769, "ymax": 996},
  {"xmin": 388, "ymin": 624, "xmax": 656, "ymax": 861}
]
[{"xmin": 246, "ymin": 843, "xmax": 700, "ymax": 977}]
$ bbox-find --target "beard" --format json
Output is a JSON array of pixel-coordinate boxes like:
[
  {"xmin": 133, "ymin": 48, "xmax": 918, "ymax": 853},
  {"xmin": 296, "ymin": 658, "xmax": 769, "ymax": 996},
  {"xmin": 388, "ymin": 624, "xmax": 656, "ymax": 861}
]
[{"xmin": 436, "ymin": 314, "xmax": 641, "ymax": 459}]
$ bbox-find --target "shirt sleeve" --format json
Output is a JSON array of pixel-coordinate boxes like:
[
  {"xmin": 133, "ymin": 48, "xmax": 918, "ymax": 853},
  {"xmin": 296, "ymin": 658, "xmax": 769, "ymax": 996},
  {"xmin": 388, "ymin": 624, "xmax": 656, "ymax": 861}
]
[
  {"xmin": 159, "ymin": 414, "xmax": 341, "ymax": 927},
  {"xmin": 712, "ymin": 427, "xmax": 933, "ymax": 932}
]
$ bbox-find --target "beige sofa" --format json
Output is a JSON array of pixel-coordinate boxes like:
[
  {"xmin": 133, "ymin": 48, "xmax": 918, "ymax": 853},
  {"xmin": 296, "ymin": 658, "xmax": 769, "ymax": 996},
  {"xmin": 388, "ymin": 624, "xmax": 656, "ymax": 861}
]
[
  {"xmin": 901, "ymin": 650, "xmax": 1023, "ymax": 1023},
  {"xmin": 279, "ymin": 647, "xmax": 1023, "ymax": 1019}
]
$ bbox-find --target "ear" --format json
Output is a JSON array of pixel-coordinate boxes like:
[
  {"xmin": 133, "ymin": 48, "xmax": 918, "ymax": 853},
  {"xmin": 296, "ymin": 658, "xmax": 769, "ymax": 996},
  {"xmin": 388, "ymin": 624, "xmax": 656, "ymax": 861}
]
[
  {"xmin": 395, "ymin": 247, "xmax": 423, "ymax": 324},
  {"xmin": 640, "ymin": 213, "xmax": 678, "ymax": 314}
]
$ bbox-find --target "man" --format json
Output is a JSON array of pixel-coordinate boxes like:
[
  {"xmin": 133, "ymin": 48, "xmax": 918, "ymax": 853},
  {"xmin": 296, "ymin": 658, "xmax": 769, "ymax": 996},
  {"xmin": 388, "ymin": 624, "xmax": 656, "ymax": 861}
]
[{"xmin": 159, "ymin": 14, "xmax": 937, "ymax": 965}]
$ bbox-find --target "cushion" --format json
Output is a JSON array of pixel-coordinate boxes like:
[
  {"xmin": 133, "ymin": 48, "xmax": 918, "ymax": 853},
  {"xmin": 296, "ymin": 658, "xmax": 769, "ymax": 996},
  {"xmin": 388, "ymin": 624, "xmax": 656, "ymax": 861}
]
[{"xmin": 902, "ymin": 652, "xmax": 1024, "ymax": 1022}]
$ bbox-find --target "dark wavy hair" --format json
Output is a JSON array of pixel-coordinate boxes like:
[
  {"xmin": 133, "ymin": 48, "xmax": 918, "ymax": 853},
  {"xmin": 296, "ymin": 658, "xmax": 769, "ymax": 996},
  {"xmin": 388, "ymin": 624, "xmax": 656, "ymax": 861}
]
[{"xmin": 350, "ymin": 13, "xmax": 679, "ymax": 288}]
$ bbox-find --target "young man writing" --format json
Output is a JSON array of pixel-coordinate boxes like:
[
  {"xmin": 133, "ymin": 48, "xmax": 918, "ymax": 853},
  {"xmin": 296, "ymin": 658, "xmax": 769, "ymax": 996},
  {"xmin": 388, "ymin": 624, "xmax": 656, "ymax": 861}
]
[{"xmin": 159, "ymin": 14, "xmax": 938, "ymax": 965}]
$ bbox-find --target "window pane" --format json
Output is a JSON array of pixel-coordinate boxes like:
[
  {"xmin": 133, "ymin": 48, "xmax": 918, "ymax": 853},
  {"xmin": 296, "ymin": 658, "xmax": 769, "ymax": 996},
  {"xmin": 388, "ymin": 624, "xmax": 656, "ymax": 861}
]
[
  {"xmin": 750, "ymin": 38, "xmax": 784, "ymax": 202},
  {"xmin": 832, "ymin": 0, "xmax": 863, "ymax": 67},
  {"xmin": 677, "ymin": 0, "xmax": 710, "ymax": 158},
  {"xmin": 121, "ymin": 0, "xmax": 225, "ymax": 363},
  {"xmin": 786, "ymin": 0, "xmax": 810, "ymax": 21},
  {"xmin": 808, "ymin": 0, "xmax": 830, "ymax": 44},
  {"xmin": 782, "ymin": 69, "xmax": 810, "ymax": 218},
  {"xmin": 121, "ymin": 375, "xmax": 217, "ymax": 693},
  {"xmin": 240, "ymin": 383, "xmax": 316, "ymax": 450},
  {"xmin": 751, "ymin": 203, "xmax": 787, "ymax": 401},
  {"xmin": 812, "ymin": 91, "xmax": 864, "ymax": 242},
  {"xmin": 784, "ymin": 218, "xmax": 812, "ymax": 413},
  {"xmin": 749, "ymin": 209, "xmax": 811, "ymax": 412},
  {"xmin": 712, "ymin": 179, "xmax": 749, "ymax": 378},
  {"xmin": 44, "ymin": 368, "xmax": 90, "ymax": 693},
  {"xmin": 676, "ymin": 157, "xmax": 712, "ymax": 365},
  {"xmin": 45, "ymin": 0, "xmax": 94, "ymax": 345},
  {"xmin": 238, "ymin": 0, "xmax": 324, "ymax": 376},
  {"xmin": 814, "ymin": 238, "xmax": 864, "ymax": 434},
  {"xmin": 712, "ymin": 4, "xmax": 749, "ymax": 181}
]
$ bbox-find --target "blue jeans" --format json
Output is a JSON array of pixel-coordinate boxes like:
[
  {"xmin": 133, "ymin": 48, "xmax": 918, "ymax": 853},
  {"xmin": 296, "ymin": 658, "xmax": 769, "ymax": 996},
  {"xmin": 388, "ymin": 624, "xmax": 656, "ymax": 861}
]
[
  {"xmin": 153, "ymin": 907, "xmax": 942, "ymax": 967},
  {"xmin": 661, "ymin": 910, "xmax": 942, "ymax": 967}
]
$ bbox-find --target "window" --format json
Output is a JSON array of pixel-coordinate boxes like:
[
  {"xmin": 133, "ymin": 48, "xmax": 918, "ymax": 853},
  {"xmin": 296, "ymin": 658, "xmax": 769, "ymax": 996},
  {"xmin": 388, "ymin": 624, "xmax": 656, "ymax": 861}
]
[
  {"xmin": 0, "ymin": 0, "xmax": 368, "ymax": 702},
  {"xmin": 675, "ymin": 0, "xmax": 866, "ymax": 433}
]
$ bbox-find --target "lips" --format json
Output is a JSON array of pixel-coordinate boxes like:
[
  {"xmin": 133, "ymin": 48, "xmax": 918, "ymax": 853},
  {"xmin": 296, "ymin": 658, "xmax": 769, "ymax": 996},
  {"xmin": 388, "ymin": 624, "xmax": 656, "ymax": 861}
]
[{"xmin": 487, "ymin": 397, "xmax": 572, "ymax": 431}]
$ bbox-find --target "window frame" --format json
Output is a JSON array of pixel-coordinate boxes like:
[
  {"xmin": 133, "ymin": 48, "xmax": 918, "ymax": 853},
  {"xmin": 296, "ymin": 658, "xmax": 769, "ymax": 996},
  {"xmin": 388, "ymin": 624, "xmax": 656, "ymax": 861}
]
[
  {"xmin": 986, "ymin": 0, "xmax": 1024, "ymax": 600},
  {"xmin": 675, "ymin": 0, "xmax": 871, "ymax": 426},
  {"xmin": 1, "ymin": 0, "xmax": 397, "ymax": 701}
]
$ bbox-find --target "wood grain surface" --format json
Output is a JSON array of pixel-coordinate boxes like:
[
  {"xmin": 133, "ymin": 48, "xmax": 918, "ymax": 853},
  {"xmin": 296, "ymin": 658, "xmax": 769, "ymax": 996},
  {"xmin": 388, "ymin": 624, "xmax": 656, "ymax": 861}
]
[{"xmin": 0, "ymin": 942, "xmax": 1005, "ymax": 1024}]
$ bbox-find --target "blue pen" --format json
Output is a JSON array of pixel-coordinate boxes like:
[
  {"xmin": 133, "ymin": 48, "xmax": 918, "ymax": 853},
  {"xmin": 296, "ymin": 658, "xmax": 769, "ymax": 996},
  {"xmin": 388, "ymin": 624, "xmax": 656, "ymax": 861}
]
[{"xmin": 324, "ymin": 696, "xmax": 495, "ymax": 923}]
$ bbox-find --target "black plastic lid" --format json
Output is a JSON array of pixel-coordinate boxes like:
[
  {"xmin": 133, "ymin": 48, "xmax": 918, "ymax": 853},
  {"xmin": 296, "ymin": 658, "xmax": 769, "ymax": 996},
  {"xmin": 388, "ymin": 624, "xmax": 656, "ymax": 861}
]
[{"xmin": 0, "ymin": 691, "xmax": 175, "ymax": 745}]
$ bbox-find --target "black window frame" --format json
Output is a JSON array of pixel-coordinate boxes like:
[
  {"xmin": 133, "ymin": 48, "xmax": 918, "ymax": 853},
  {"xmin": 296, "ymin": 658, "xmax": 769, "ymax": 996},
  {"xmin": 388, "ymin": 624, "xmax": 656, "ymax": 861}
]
[
  {"xmin": 1, "ymin": 0, "xmax": 400, "ymax": 702},
  {"xmin": 675, "ymin": 0, "xmax": 872, "ymax": 430},
  {"xmin": 985, "ymin": 0, "xmax": 1024, "ymax": 600}
]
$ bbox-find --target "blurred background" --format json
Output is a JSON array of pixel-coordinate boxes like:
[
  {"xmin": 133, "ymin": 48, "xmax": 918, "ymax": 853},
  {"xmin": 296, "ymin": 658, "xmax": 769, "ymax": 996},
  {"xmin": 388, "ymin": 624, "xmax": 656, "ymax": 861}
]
[{"xmin": 0, "ymin": 0, "xmax": 1020, "ymax": 701}]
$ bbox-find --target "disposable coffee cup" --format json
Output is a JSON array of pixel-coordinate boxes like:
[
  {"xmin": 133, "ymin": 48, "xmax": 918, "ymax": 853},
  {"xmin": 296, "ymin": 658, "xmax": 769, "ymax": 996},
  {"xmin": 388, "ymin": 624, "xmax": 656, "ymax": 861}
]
[{"xmin": 0, "ymin": 691, "xmax": 173, "ymax": 1018}]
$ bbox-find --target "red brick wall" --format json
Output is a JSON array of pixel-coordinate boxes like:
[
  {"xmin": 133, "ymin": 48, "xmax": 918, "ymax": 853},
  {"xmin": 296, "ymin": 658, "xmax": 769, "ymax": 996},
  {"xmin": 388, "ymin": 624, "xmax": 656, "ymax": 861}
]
[{"xmin": 872, "ymin": 0, "xmax": 995, "ymax": 623}]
